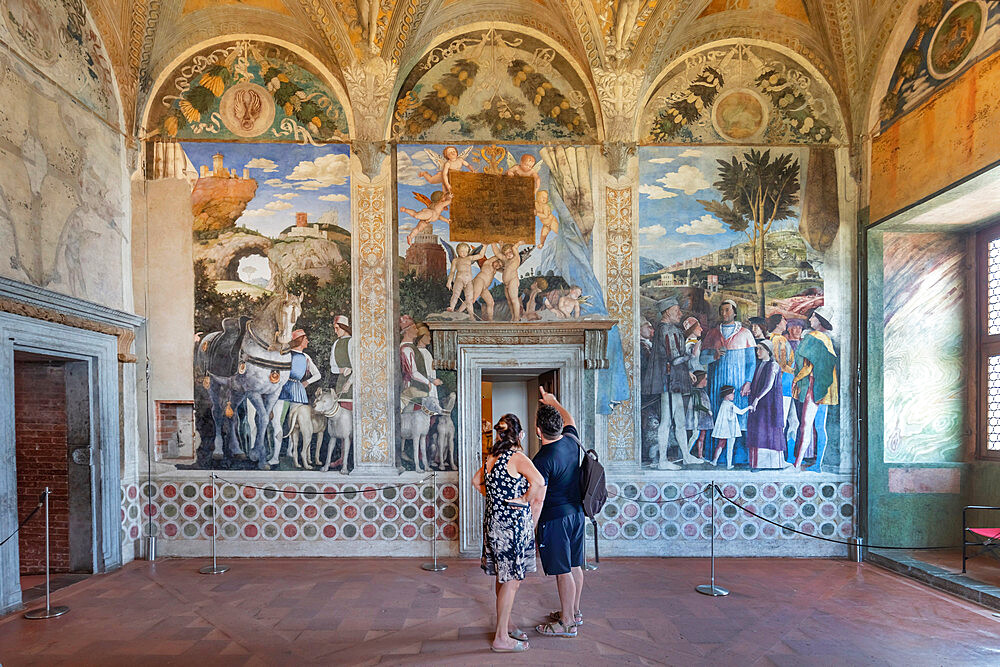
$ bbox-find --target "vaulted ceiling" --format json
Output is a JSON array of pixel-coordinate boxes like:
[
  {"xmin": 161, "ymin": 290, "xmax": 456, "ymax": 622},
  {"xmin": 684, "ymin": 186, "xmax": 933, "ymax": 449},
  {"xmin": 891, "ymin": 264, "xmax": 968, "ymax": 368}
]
[{"xmin": 83, "ymin": 0, "xmax": 920, "ymax": 140}]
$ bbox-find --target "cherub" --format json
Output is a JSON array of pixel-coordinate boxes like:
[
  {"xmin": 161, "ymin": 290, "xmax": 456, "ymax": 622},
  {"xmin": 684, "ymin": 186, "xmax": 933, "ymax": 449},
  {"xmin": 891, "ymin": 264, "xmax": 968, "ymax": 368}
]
[
  {"xmin": 469, "ymin": 257, "xmax": 503, "ymax": 321},
  {"xmin": 446, "ymin": 242, "xmax": 487, "ymax": 313},
  {"xmin": 418, "ymin": 146, "xmax": 474, "ymax": 193},
  {"xmin": 491, "ymin": 241, "xmax": 524, "ymax": 321},
  {"xmin": 505, "ymin": 152, "xmax": 542, "ymax": 194},
  {"xmin": 555, "ymin": 285, "xmax": 584, "ymax": 319},
  {"xmin": 535, "ymin": 190, "xmax": 559, "ymax": 248},
  {"xmin": 401, "ymin": 190, "xmax": 451, "ymax": 245}
]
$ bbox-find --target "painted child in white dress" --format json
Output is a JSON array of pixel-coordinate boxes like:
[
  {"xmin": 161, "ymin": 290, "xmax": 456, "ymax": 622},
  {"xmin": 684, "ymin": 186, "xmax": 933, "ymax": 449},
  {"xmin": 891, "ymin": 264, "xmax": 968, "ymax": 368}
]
[{"xmin": 710, "ymin": 384, "xmax": 751, "ymax": 469}]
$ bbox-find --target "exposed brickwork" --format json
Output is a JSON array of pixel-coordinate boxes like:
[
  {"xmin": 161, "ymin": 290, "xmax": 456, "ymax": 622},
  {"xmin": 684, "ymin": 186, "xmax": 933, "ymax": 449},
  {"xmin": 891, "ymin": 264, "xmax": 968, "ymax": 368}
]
[
  {"xmin": 14, "ymin": 361, "xmax": 70, "ymax": 574},
  {"xmin": 155, "ymin": 401, "xmax": 195, "ymax": 460}
]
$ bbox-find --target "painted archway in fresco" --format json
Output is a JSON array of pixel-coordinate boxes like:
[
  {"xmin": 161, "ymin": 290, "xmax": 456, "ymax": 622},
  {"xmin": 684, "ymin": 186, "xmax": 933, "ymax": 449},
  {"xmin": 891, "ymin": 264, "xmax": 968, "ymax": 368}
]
[
  {"xmin": 636, "ymin": 39, "xmax": 847, "ymax": 474},
  {"xmin": 144, "ymin": 38, "xmax": 354, "ymax": 473}
]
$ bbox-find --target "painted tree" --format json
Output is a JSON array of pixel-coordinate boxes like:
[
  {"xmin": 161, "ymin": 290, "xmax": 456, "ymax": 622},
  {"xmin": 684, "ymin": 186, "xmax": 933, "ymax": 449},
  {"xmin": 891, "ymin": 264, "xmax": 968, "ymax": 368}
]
[{"xmin": 697, "ymin": 149, "xmax": 800, "ymax": 318}]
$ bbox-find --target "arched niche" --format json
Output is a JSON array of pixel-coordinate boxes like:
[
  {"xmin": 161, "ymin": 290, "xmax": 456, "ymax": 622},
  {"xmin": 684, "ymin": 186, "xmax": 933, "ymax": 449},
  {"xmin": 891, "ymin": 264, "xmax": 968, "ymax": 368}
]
[
  {"xmin": 638, "ymin": 39, "xmax": 846, "ymax": 146},
  {"xmin": 142, "ymin": 37, "xmax": 351, "ymax": 144},
  {"xmin": 391, "ymin": 25, "xmax": 600, "ymax": 143}
]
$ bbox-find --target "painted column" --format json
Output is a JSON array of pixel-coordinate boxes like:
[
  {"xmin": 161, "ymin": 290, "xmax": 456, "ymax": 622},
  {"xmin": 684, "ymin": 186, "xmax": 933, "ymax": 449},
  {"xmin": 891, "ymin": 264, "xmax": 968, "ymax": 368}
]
[
  {"xmin": 351, "ymin": 148, "xmax": 397, "ymax": 471},
  {"xmin": 604, "ymin": 182, "xmax": 640, "ymax": 466}
]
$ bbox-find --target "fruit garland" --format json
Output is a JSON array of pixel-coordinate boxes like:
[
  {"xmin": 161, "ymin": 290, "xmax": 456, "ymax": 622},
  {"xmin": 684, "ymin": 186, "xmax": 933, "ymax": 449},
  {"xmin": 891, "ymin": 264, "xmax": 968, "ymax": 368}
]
[
  {"xmin": 402, "ymin": 59, "xmax": 479, "ymax": 137},
  {"xmin": 647, "ymin": 66, "xmax": 723, "ymax": 142},
  {"xmin": 754, "ymin": 67, "xmax": 833, "ymax": 143},
  {"xmin": 507, "ymin": 59, "xmax": 584, "ymax": 133}
]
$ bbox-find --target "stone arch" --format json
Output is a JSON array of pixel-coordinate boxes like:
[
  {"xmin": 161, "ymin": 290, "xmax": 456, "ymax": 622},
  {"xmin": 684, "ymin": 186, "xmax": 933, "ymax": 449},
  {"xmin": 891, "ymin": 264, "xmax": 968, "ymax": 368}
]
[
  {"xmin": 391, "ymin": 21, "xmax": 603, "ymax": 143},
  {"xmin": 637, "ymin": 38, "xmax": 847, "ymax": 145},
  {"xmin": 197, "ymin": 233, "xmax": 273, "ymax": 282},
  {"xmin": 140, "ymin": 35, "xmax": 353, "ymax": 142}
]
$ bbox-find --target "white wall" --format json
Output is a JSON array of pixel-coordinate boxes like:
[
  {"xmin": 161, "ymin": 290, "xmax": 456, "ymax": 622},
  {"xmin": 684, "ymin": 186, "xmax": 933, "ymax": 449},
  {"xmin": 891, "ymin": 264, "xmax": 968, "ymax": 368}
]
[{"xmin": 491, "ymin": 381, "xmax": 528, "ymax": 435}]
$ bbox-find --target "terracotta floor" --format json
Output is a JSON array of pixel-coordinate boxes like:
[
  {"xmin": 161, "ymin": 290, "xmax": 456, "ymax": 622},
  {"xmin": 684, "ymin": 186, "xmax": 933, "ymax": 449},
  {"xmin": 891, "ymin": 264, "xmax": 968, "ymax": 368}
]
[{"xmin": 1, "ymin": 557, "xmax": 999, "ymax": 665}]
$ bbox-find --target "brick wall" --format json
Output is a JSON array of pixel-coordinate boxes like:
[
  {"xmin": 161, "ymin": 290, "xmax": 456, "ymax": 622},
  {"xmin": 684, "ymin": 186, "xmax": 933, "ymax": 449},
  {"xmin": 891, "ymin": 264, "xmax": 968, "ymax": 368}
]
[
  {"xmin": 14, "ymin": 361, "xmax": 70, "ymax": 574},
  {"xmin": 155, "ymin": 401, "xmax": 195, "ymax": 461}
]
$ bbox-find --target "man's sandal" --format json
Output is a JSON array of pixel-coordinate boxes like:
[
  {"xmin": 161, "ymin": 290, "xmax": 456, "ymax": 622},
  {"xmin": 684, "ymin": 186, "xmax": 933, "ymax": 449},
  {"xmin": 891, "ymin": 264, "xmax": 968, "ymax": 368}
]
[
  {"xmin": 491, "ymin": 639, "xmax": 529, "ymax": 653},
  {"xmin": 535, "ymin": 620, "xmax": 578, "ymax": 638},
  {"xmin": 509, "ymin": 628, "xmax": 528, "ymax": 641},
  {"xmin": 547, "ymin": 610, "xmax": 583, "ymax": 626}
]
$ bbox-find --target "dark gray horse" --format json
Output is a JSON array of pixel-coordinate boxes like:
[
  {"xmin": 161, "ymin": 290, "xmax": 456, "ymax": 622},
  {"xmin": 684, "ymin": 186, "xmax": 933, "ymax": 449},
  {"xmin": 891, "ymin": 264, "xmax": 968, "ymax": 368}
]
[{"xmin": 197, "ymin": 291, "xmax": 302, "ymax": 469}]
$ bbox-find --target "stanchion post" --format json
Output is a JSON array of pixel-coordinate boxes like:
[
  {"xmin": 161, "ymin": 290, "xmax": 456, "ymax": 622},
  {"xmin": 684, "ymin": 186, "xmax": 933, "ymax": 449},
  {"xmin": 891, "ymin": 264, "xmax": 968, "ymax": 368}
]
[
  {"xmin": 584, "ymin": 517, "xmax": 599, "ymax": 570},
  {"xmin": 199, "ymin": 472, "xmax": 229, "ymax": 575},
  {"xmin": 24, "ymin": 488, "xmax": 69, "ymax": 619},
  {"xmin": 422, "ymin": 472, "xmax": 447, "ymax": 572},
  {"xmin": 695, "ymin": 482, "xmax": 729, "ymax": 597}
]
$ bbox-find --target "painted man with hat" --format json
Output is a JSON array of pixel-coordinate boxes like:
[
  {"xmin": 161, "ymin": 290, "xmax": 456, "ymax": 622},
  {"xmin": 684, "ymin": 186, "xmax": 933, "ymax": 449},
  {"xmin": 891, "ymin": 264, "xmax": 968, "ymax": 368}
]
[
  {"xmin": 267, "ymin": 329, "xmax": 321, "ymax": 465},
  {"xmin": 647, "ymin": 296, "xmax": 702, "ymax": 469},
  {"xmin": 329, "ymin": 315, "xmax": 355, "ymax": 407},
  {"xmin": 702, "ymin": 299, "xmax": 757, "ymax": 465},
  {"xmin": 792, "ymin": 306, "xmax": 838, "ymax": 471}
]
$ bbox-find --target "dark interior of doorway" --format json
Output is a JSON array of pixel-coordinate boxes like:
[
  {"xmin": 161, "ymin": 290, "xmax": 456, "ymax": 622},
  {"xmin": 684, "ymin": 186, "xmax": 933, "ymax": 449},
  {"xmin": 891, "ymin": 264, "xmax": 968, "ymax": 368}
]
[{"xmin": 13, "ymin": 351, "xmax": 95, "ymax": 602}]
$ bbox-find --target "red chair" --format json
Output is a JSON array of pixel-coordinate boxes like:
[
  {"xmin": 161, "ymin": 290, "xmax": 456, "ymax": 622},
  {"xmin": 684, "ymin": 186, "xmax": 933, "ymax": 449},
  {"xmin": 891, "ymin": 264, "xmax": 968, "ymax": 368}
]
[{"xmin": 962, "ymin": 505, "xmax": 1000, "ymax": 573}]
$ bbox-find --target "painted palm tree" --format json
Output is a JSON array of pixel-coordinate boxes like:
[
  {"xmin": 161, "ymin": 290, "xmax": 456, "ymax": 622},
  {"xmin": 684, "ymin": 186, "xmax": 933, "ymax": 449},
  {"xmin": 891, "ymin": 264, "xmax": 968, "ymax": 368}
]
[{"xmin": 697, "ymin": 149, "xmax": 800, "ymax": 318}]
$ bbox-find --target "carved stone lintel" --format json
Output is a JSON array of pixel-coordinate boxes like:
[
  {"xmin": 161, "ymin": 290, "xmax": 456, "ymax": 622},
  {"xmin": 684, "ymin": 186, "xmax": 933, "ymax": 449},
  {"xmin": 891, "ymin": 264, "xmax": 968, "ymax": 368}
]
[
  {"xmin": 0, "ymin": 296, "xmax": 138, "ymax": 362},
  {"xmin": 602, "ymin": 141, "xmax": 637, "ymax": 180},
  {"xmin": 425, "ymin": 320, "xmax": 616, "ymax": 371},
  {"xmin": 352, "ymin": 140, "xmax": 390, "ymax": 182}
]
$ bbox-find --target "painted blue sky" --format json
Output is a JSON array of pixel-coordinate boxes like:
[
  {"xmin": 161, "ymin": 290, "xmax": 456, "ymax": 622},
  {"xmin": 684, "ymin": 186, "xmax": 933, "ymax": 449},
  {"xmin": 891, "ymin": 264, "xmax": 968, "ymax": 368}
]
[
  {"xmin": 396, "ymin": 144, "xmax": 552, "ymax": 275},
  {"xmin": 181, "ymin": 142, "xmax": 352, "ymax": 239},
  {"xmin": 637, "ymin": 146, "xmax": 808, "ymax": 269}
]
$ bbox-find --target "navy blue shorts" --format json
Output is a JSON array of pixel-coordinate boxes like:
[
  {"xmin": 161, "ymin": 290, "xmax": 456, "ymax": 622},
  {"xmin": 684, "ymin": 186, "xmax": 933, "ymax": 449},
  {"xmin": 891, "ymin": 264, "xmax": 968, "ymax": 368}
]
[{"xmin": 536, "ymin": 510, "xmax": 585, "ymax": 576}]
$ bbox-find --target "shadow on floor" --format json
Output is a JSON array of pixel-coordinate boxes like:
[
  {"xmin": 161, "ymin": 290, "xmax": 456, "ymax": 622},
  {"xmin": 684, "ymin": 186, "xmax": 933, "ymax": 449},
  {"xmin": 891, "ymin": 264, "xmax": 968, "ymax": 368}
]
[{"xmin": 20, "ymin": 573, "xmax": 90, "ymax": 606}]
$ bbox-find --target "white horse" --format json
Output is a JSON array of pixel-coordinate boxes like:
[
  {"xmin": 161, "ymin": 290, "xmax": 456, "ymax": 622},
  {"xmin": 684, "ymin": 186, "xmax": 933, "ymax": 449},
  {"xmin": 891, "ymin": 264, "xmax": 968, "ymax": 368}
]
[
  {"xmin": 198, "ymin": 292, "xmax": 302, "ymax": 469},
  {"xmin": 314, "ymin": 388, "xmax": 353, "ymax": 473},
  {"xmin": 430, "ymin": 392, "xmax": 457, "ymax": 470}
]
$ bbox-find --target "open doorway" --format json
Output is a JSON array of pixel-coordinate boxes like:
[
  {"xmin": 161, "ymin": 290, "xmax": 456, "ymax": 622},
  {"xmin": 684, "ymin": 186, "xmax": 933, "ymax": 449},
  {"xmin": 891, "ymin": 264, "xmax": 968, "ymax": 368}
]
[
  {"xmin": 13, "ymin": 352, "xmax": 94, "ymax": 604},
  {"xmin": 481, "ymin": 369, "xmax": 560, "ymax": 459}
]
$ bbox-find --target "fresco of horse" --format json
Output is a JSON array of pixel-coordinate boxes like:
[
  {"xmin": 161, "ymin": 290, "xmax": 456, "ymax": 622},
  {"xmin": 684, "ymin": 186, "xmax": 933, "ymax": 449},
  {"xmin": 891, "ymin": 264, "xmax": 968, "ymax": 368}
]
[{"xmin": 197, "ymin": 290, "xmax": 302, "ymax": 468}]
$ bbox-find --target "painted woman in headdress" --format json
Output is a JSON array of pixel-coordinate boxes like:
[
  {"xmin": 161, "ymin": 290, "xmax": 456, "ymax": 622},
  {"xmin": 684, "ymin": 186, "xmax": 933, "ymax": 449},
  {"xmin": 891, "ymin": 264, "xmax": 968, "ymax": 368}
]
[{"xmin": 703, "ymin": 300, "xmax": 757, "ymax": 464}]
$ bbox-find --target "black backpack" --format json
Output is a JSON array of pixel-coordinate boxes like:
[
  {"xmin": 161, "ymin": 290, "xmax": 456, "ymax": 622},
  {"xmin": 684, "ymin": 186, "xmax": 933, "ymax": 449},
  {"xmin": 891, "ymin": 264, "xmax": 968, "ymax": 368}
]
[{"xmin": 567, "ymin": 431, "xmax": 607, "ymax": 519}]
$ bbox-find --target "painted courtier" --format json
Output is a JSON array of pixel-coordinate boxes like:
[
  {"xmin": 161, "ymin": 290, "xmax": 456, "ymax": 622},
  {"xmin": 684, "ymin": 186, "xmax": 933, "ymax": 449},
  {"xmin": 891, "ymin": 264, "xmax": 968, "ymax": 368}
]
[
  {"xmin": 648, "ymin": 296, "xmax": 700, "ymax": 469},
  {"xmin": 703, "ymin": 300, "xmax": 757, "ymax": 464},
  {"xmin": 399, "ymin": 316, "xmax": 440, "ymax": 414},
  {"xmin": 329, "ymin": 315, "xmax": 355, "ymax": 407},
  {"xmin": 792, "ymin": 306, "xmax": 838, "ymax": 472}
]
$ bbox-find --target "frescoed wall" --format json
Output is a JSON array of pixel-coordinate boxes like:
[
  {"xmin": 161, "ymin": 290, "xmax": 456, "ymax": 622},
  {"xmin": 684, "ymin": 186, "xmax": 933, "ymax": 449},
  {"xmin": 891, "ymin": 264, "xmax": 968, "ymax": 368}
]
[
  {"xmin": 182, "ymin": 142, "xmax": 353, "ymax": 473},
  {"xmin": 395, "ymin": 142, "xmax": 629, "ymax": 471},
  {"xmin": 638, "ymin": 145, "xmax": 841, "ymax": 474},
  {"xmin": 0, "ymin": 0, "xmax": 128, "ymax": 310}
]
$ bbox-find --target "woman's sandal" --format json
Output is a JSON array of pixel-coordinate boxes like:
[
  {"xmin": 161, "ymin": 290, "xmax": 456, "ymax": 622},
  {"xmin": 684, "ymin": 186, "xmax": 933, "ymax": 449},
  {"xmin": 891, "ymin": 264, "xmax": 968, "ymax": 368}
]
[
  {"xmin": 491, "ymin": 639, "xmax": 529, "ymax": 653},
  {"xmin": 509, "ymin": 628, "xmax": 528, "ymax": 641},
  {"xmin": 535, "ymin": 620, "xmax": 578, "ymax": 638},
  {"xmin": 547, "ymin": 610, "xmax": 583, "ymax": 627}
]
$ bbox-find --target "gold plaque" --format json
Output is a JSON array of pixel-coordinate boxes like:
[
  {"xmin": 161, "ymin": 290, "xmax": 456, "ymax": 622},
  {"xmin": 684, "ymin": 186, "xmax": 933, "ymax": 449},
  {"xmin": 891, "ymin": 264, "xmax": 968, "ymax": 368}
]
[{"xmin": 448, "ymin": 171, "xmax": 535, "ymax": 245}]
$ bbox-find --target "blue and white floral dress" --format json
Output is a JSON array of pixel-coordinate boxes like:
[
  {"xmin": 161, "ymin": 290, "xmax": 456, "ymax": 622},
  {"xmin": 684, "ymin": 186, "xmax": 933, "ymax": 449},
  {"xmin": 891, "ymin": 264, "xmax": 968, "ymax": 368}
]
[{"xmin": 481, "ymin": 448, "xmax": 536, "ymax": 583}]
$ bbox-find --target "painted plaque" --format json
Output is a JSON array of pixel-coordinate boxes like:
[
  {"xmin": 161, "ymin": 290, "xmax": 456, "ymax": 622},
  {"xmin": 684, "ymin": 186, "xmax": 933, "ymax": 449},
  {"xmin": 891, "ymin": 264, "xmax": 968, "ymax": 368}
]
[
  {"xmin": 712, "ymin": 89, "xmax": 767, "ymax": 141},
  {"xmin": 448, "ymin": 171, "xmax": 535, "ymax": 244}
]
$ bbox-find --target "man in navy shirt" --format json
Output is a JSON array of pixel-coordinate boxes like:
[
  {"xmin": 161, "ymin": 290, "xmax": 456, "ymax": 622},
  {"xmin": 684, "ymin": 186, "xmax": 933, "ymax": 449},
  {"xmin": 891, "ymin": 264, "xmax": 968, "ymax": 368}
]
[{"xmin": 532, "ymin": 387, "xmax": 584, "ymax": 638}]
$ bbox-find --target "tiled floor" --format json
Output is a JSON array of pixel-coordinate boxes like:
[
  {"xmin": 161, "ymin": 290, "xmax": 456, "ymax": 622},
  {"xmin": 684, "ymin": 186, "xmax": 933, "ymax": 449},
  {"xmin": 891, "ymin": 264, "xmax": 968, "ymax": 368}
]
[
  {"xmin": 912, "ymin": 547, "xmax": 1000, "ymax": 587},
  {"xmin": 19, "ymin": 574, "xmax": 91, "ymax": 605},
  {"xmin": 2, "ymin": 557, "xmax": 999, "ymax": 665}
]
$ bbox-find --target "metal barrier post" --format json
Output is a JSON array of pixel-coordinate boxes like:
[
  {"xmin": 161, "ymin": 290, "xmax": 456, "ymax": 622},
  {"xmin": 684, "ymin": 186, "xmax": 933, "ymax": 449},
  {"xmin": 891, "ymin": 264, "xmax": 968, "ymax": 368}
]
[
  {"xmin": 584, "ymin": 517, "xmax": 599, "ymax": 570},
  {"xmin": 695, "ymin": 482, "xmax": 729, "ymax": 597},
  {"xmin": 24, "ymin": 488, "xmax": 69, "ymax": 619},
  {"xmin": 199, "ymin": 473, "xmax": 229, "ymax": 575},
  {"xmin": 422, "ymin": 472, "xmax": 447, "ymax": 572}
]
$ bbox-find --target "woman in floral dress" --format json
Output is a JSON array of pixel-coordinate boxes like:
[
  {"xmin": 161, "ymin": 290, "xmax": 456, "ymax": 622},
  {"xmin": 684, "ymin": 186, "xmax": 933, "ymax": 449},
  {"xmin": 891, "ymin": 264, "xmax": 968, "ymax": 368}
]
[{"xmin": 473, "ymin": 414, "xmax": 546, "ymax": 653}]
